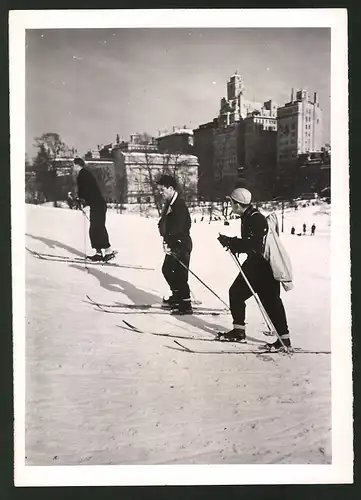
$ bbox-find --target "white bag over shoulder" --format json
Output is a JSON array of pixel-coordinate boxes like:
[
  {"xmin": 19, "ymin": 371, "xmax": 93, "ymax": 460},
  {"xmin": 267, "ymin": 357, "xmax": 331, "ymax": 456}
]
[{"xmin": 262, "ymin": 212, "xmax": 294, "ymax": 291}]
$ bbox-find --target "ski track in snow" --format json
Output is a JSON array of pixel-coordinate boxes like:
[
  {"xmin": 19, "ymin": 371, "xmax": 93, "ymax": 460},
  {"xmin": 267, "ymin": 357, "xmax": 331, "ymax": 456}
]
[{"xmin": 24, "ymin": 203, "xmax": 331, "ymax": 466}]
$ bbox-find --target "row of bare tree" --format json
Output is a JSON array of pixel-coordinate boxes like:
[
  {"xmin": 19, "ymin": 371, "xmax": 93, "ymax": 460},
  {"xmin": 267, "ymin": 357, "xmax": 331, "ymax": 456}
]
[{"xmin": 25, "ymin": 133, "xmax": 198, "ymax": 211}]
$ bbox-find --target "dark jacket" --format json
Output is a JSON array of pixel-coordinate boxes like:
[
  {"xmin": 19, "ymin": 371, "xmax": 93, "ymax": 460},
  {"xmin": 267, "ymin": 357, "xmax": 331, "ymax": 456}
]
[
  {"xmin": 158, "ymin": 194, "xmax": 192, "ymax": 252},
  {"xmin": 233, "ymin": 205, "xmax": 268, "ymax": 257},
  {"xmin": 77, "ymin": 168, "xmax": 105, "ymax": 207}
]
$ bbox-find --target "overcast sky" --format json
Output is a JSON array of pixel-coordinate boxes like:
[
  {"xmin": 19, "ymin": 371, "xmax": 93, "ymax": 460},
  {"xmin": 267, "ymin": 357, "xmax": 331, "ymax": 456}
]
[{"xmin": 26, "ymin": 28, "xmax": 330, "ymax": 157}]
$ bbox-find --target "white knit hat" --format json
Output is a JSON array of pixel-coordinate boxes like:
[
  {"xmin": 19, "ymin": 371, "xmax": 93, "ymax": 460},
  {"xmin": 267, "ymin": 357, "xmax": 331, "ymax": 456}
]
[{"xmin": 228, "ymin": 188, "xmax": 252, "ymax": 205}]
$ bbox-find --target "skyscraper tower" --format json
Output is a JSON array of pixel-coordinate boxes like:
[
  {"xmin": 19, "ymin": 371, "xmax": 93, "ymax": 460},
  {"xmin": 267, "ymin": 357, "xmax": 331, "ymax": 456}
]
[
  {"xmin": 227, "ymin": 71, "xmax": 245, "ymax": 101},
  {"xmin": 219, "ymin": 72, "xmax": 263, "ymax": 126}
]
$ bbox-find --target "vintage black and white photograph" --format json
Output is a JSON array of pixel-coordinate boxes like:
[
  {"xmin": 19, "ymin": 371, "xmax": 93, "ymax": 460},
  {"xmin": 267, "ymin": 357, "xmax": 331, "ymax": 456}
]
[{"xmin": 11, "ymin": 9, "xmax": 351, "ymax": 486}]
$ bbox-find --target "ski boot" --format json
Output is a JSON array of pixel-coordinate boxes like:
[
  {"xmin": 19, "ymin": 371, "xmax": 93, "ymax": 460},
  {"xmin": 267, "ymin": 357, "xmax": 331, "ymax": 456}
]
[
  {"xmin": 161, "ymin": 295, "xmax": 180, "ymax": 310},
  {"xmin": 217, "ymin": 328, "xmax": 246, "ymax": 343},
  {"xmin": 263, "ymin": 335, "xmax": 291, "ymax": 352},
  {"xmin": 103, "ymin": 249, "xmax": 118, "ymax": 263},
  {"xmin": 87, "ymin": 252, "xmax": 103, "ymax": 262},
  {"xmin": 171, "ymin": 299, "xmax": 193, "ymax": 315}
]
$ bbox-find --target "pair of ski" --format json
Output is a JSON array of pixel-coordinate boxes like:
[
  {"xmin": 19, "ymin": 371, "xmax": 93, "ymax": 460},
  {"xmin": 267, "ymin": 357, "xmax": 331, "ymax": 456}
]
[
  {"xmin": 119, "ymin": 318, "xmax": 330, "ymax": 355},
  {"xmin": 26, "ymin": 247, "xmax": 154, "ymax": 270},
  {"xmin": 86, "ymin": 295, "xmax": 229, "ymax": 316},
  {"xmin": 87, "ymin": 296, "xmax": 330, "ymax": 355}
]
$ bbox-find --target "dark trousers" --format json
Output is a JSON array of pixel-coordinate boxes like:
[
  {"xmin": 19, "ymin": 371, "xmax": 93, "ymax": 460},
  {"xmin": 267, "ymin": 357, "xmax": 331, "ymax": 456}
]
[
  {"xmin": 229, "ymin": 256, "xmax": 289, "ymax": 335},
  {"xmin": 89, "ymin": 203, "xmax": 110, "ymax": 250},
  {"xmin": 162, "ymin": 248, "xmax": 191, "ymax": 301}
]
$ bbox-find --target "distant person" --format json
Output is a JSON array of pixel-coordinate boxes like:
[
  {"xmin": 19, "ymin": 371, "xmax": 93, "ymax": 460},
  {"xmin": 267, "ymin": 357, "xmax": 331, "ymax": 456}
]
[
  {"xmin": 311, "ymin": 223, "xmax": 316, "ymax": 236},
  {"xmin": 208, "ymin": 202, "xmax": 215, "ymax": 224},
  {"xmin": 72, "ymin": 157, "xmax": 116, "ymax": 262},
  {"xmin": 222, "ymin": 200, "xmax": 228, "ymax": 219},
  {"xmin": 157, "ymin": 174, "xmax": 193, "ymax": 315},
  {"xmin": 291, "ymin": 226, "xmax": 295, "ymax": 235},
  {"xmin": 303, "ymin": 223, "xmax": 307, "ymax": 235}
]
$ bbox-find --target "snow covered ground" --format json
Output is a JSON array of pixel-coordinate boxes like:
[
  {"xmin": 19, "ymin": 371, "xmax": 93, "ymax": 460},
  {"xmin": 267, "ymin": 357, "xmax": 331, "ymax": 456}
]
[{"xmin": 24, "ymin": 202, "xmax": 331, "ymax": 467}]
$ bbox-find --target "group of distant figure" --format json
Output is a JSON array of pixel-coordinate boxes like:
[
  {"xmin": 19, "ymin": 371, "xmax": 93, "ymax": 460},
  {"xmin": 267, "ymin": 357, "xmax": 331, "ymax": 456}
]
[
  {"xmin": 65, "ymin": 192, "xmax": 317, "ymax": 238},
  {"xmin": 291, "ymin": 223, "xmax": 316, "ymax": 236}
]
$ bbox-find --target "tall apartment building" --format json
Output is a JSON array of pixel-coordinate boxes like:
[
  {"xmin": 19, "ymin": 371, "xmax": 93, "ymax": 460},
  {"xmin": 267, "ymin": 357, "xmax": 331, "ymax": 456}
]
[
  {"xmin": 194, "ymin": 73, "xmax": 281, "ymax": 200},
  {"xmin": 219, "ymin": 72, "xmax": 264, "ymax": 126},
  {"xmin": 213, "ymin": 123, "xmax": 241, "ymax": 199},
  {"xmin": 243, "ymin": 102, "xmax": 278, "ymax": 200},
  {"xmin": 277, "ymin": 89, "xmax": 323, "ymax": 167},
  {"xmin": 193, "ymin": 119, "xmax": 218, "ymax": 200}
]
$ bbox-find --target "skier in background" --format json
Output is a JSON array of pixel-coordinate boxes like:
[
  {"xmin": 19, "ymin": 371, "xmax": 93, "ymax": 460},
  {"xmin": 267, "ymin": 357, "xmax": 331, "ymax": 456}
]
[
  {"xmin": 303, "ymin": 223, "xmax": 307, "ymax": 235},
  {"xmin": 208, "ymin": 202, "xmax": 214, "ymax": 224},
  {"xmin": 72, "ymin": 157, "xmax": 116, "ymax": 262},
  {"xmin": 291, "ymin": 226, "xmax": 295, "ymax": 235},
  {"xmin": 157, "ymin": 174, "xmax": 193, "ymax": 315},
  {"xmin": 311, "ymin": 223, "xmax": 316, "ymax": 236}
]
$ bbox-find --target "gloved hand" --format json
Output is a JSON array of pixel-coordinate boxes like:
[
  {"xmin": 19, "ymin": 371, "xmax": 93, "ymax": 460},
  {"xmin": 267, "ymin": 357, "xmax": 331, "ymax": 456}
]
[
  {"xmin": 218, "ymin": 234, "xmax": 243, "ymax": 255},
  {"xmin": 218, "ymin": 234, "xmax": 232, "ymax": 248},
  {"xmin": 170, "ymin": 239, "xmax": 183, "ymax": 257},
  {"xmin": 163, "ymin": 242, "xmax": 172, "ymax": 255}
]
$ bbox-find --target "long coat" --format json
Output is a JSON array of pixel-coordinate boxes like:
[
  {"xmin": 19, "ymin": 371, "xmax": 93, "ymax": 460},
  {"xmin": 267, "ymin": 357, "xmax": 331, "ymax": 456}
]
[{"xmin": 77, "ymin": 168, "xmax": 105, "ymax": 208}]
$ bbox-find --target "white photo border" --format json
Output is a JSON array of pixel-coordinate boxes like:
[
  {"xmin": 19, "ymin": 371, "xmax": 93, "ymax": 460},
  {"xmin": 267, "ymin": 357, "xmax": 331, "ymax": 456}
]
[{"xmin": 10, "ymin": 8, "xmax": 352, "ymax": 486}]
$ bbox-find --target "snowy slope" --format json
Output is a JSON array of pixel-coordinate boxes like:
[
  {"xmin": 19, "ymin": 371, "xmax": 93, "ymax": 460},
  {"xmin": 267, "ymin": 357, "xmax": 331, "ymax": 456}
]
[{"xmin": 24, "ymin": 203, "xmax": 331, "ymax": 466}]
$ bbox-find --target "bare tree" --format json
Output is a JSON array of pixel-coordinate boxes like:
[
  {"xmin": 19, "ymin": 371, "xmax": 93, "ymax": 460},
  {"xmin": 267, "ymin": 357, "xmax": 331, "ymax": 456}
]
[
  {"xmin": 87, "ymin": 162, "xmax": 117, "ymax": 203},
  {"xmin": 34, "ymin": 132, "xmax": 71, "ymax": 159},
  {"xmin": 128, "ymin": 151, "xmax": 197, "ymax": 215}
]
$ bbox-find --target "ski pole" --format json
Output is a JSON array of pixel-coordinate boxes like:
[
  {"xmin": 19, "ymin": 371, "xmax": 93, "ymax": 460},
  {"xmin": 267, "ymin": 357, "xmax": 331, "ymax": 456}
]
[
  {"xmin": 82, "ymin": 209, "xmax": 89, "ymax": 271},
  {"xmin": 226, "ymin": 249, "xmax": 288, "ymax": 351},
  {"xmin": 81, "ymin": 208, "xmax": 90, "ymax": 221},
  {"xmin": 170, "ymin": 251, "xmax": 229, "ymax": 309}
]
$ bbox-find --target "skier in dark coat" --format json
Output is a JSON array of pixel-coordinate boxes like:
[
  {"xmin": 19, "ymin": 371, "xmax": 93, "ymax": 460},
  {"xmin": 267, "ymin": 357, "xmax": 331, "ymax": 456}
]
[
  {"xmin": 72, "ymin": 157, "xmax": 116, "ymax": 262},
  {"xmin": 218, "ymin": 188, "xmax": 291, "ymax": 351},
  {"xmin": 157, "ymin": 174, "xmax": 193, "ymax": 315}
]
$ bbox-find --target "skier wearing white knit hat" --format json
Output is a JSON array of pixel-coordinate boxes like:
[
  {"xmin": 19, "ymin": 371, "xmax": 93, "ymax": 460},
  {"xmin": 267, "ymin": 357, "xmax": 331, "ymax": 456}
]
[{"xmin": 218, "ymin": 188, "xmax": 291, "ymax": 351}]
